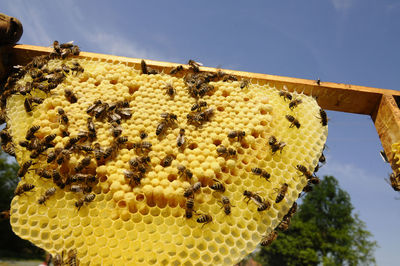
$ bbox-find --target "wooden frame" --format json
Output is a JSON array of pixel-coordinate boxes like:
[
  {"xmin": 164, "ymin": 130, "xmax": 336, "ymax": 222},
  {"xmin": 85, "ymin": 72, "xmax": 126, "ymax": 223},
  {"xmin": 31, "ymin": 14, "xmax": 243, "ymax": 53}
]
[{"xmin": 2, "ymin": 44, "xmax": 400, "ymax": 171}]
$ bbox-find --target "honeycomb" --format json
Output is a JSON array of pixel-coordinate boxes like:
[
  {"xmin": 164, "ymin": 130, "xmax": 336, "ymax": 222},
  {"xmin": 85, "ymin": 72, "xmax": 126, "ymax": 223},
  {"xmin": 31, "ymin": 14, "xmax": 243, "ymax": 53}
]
[{"xmin": 3, "ymin": 49, "xmax": 327, "ymax": 265}]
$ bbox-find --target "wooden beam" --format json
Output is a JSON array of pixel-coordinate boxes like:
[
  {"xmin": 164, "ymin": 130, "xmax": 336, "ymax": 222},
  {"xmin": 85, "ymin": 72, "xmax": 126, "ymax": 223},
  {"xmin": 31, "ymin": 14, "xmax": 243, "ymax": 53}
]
[
  {"xmin": 372, "ymin": 94, "xmax": 400, "ymax": 171},
  {"xmin": 4, "ymin": 44, "xmax": 400, "ymax": 116}
]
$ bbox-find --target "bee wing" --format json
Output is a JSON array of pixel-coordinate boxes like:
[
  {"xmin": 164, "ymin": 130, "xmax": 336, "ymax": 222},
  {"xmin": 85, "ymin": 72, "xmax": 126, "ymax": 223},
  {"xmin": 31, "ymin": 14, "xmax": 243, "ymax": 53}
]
[{"xmin": 380, "ymin": 150, "xmax": 389, "ymax": 163}]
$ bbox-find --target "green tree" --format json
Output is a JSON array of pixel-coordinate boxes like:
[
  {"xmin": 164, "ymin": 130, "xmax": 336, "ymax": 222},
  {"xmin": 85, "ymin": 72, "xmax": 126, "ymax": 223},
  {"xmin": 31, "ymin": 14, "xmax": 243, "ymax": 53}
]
[
  {"xmin": 255, "ymin": 176, "xmax": 377, "ymax": 266},
  {"xmin": 0, "ymin": 149, "xmax": 44, "ymax": 259}
]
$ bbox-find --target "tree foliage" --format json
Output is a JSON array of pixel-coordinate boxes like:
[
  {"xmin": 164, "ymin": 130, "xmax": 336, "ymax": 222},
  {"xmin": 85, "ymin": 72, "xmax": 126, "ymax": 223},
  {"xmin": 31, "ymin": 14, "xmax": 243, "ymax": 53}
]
[
  {"xmin": 255, "ymin": 176, "xmax": 377, "ymax": 266},
  {"xmin": 0, "ymin": 149, "xmax": 44, "ymax": 259}
]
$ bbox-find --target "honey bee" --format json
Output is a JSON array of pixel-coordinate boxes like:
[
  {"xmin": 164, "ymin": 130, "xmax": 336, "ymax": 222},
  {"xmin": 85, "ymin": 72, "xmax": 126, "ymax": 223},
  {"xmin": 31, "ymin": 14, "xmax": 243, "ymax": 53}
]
[
  {"xmin": 64, "ymin": 136, "xmax": 81, "ymax": 150},
  {"xmin": 53, "ymin": 252, "xmax": 63, "ymax": 266},
  {"xmin": 188, "ymin": 59, "xmax": 202, "ymax": 72},
  {"xmin": 103, "ymin": 146, "xmax": 116, "ymax": 161},
  {"xmin": 116, "ymin": 107, "xmax": 132, "ymax": 119},
  {"xmin": 70, "ymin": 184, "xmax": 85, "ymax": 193},
  {"xmin": 177, "ymin": 164, "xmax": 193, "ymax": 180},
  {"xmin": 75, "ymin": 145, "xmax": 94, "ymax": 153},
  {"xmin": 133, "ymin": 141, "xmax": 152, "ymax": 153},
  {"xmin": 52, "ymin": 170, "xmax": 65, "ymax": 189},
  {"xmin": 74, "ymin": 156, "xmax": 92, "ymax": 172},
  {"xmin": 18, "ymin": 160, "xmax": 33, "ymax": 178},
  {"xmin": 70, "ymin": 61, "xmax": 83, "ymax": 72},
  {"xmin": 111, "ymin": 122, "xmax": 122, "ymax": 138},
  {"xmin": 94, "ymin": 102, "xmax": 109, "ymax": 119},
  {"xmin": 184, "ymin": 182, "xmax": 202, "ymax": 198},
  {"xmin": 289, "ymin": 99, "xmax": 302, "ymax": 110},
  {"xmin": 176, "ymin": 128, "xmax": 186, "ymax": 147},
  {"xmin": 243, "ymin": 190, "xmax": 263, "ymax": 205},
  {"xmin": 186, "ymin": 113, "xmax": 202, "ymax": 126},
  {"xmin": 160, "ymin": 154, "xmax": 174, "ymax": 167},
  {"xmin": 224, "ymin": 74, "xmax": 239, "ymax": 82},
  {"xmin": 160, "ymin": 112, "xmax": 178, "ymax": 124},
  {"xmin": 26, "ymin": 97, "xmax": 44, "ymax": 107},
  {"xmin": 278, "ymin": 212, "xmax": 291, "ymax": 231},
  {"xmin": 319, "ymin": 153, "xmax": 326, "ymax": 164},
  {"xmin": 301, "ymin": 181, "xmax": 314, "ymax": 195},
  {"xmin": 43, "ymin": 133, "xmax": 57, "ymax": 144},
  {"xmin": 201, "ymin": 107, "xmax": 215, "ymax": 119},
  {"xmin": 24, "ymin": 98, "xmax": 32, "ymax": 113},
  {"xmin": 129, "ymin": 156, "xmax": 150, "ymax": 172},
  {"xmin": 295, "ymin": 164, "xmax": 313, "ymax": 179},
  {"xmin": 287, "ymin": 202, "xmax": 297, "ymax": 217},
  {"xmin": 93, "ymin": 143, "xmax": 103, "ymax": 161},
  {"xmin": 140, "ymin": 131, "xmax": 148, "ymax": 139},
  {"xmin": 61, "ymin": 129, "xmax": 70, "ymax": 137},
  {"xmin": 67, "ymin": 249, "xmax": 78, "ymax": 266},
  {"xmin": 210, "ymin": 179, "xmax": 225, "ymax": 192},
  {"xmin": 26, "ymin": 125, "xmax": 40, "ymax": 140},
  {"xmin": 220, "ymin": 196, "xmax": 234, "ymax": 215},
  {"xmin": 156, "ymin": 120, "xmax": 167, "ymax": 136},
  {"xmin": 198, "ymin": 85, "xmax": 215, "ymax": 97},
  {"xmin": 14, "ymin": 183, "xmax": 35, "ymax": 196},
  {"xmin": 240, "ymin": 79, "xmax": 250, "ymax": 89},
  {"xmin": 164, "ymin": 83, "xmax": 176, "ymax": 98},
  {"xmin": 71, "ymin": 173, "xmax": 96, "ymax": 184},
  {"xmin": 268, "ymin": 136, "xmax": 286, "ymax": 154},
  {"xmin": 278, "ymin": 202, "xmax": 297, "ymax": 231},
  {"xmin": 309, "ymin": 176, "xmax": 320, "ymax": 185},
  {"xmin": 47, "ymin": 148, "xmax": 60, "ymax": 163},
  {"xmin": 60, "ymin": 41, "xmax": 74, "ymax": 48},
  {"xmin": 251, "ymin": 167, "xmax": 271, "ymax": 181},
  {"xmin": 387, "ymin": 172, "xmax": 400, "ymax": 191},
  {"xmin": 0, "ymin": 110, "xmax": 7, "ymax": 124},
  {"xmin": 53, "ymin": 40, "xmax": 61, "ymax": 53},
  {"xmin": 185, "ymin": 197, "xmax": 195, "ymax": 219},
  {"xmin": 170, "ymin": 65, "xmax": 183, "ymax": 75},
  {"xmin": 30, "ymin": 145, "xmax": 46, "ymax": 159},
  {"xmin": 58, "ymin": 108, "xmax": 69, "ymax": 124},
  {"xmin": 87, "ymin": 100, "xmax": 102, "ymax": 115},
  {"xmin": 75, "ymin": 194, "xmax": 95, "ymax": 210},
  {"xmin": 36, "ymin": 168, "xmax": 52, "ymax": 179},
  {"xmin": 285, "ymin": 115, "xmax": 300, "ymax": 128},
  {"xmin": 279, "ymin": 90, "xmax": 292, "ymax": 101},
  {"xmin": 56, "ymin": 149, "xmax": 71, "ymax": 165},
  {"xmin": 87, "ymin": 117, "xmax": 96, "ymax": 139},
  {"xmin": 64, "ymin": 88, "xmax": 78, "ymax": 103},
  {"xmin": 256, "ymin": 200, "xmax": 271, "ymax": 212},
  {"xmin": 260, "ymin": 231, "xmax": 278, "ymax": 246},
  {"xmin": 191, "ymin": 101, "xmax": 207, "ymax": 112},
  {"xmin": 3, "ymin": 142, "xmax": 16, "ymax": 157},
  {"xmin": 141, "ymin": 60, "xmax": 148, "ymax": 74},
  {"xmin": 319, "ymin": 108, "xmax": 328, "ymax": 126},
  {"xmin": 228, "ymin": 130, "xmax": 245, "ymax": 142},
  {"xmin": 0, "ymin": 129, "xmax": 12, "ymax": 145},
  {"xmin": 115, "ymin": 136, "xmax": 128, "ymax": 146},
  {"xmin": 123, "ymin": 170, "xmax": 142, "ymax": 186},
  {"xmin": 37, "ymin": 187, "xmax": 56, "ymax": 205},
  {"xmin": 275, "ymin": 183, "xmax": 288, "ymax": 203},
  {"xmin": 196, "ymin": 214, "xmax": 212, "ymax": 227},
  {"xmin": 217, "ymin": 145, "xmax": 236, "ymax": 158}
]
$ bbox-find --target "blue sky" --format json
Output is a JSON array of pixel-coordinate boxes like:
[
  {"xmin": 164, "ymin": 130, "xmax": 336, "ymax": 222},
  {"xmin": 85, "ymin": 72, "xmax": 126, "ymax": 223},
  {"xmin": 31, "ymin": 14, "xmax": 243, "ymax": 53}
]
[{"xmin": 3, "ymin": 0, "xmax": 400, "ymax": 264}]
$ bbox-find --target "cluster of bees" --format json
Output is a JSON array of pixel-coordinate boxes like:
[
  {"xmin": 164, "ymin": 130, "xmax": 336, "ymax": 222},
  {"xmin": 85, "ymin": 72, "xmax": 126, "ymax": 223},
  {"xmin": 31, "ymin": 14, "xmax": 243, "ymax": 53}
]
[
  {"xmin": 0, "ymin": 40, "xmax": 331, "ymax": 258},
  {"xmin": 256, "ymin": 90, "xmax": 328, "ymax": 246}
]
